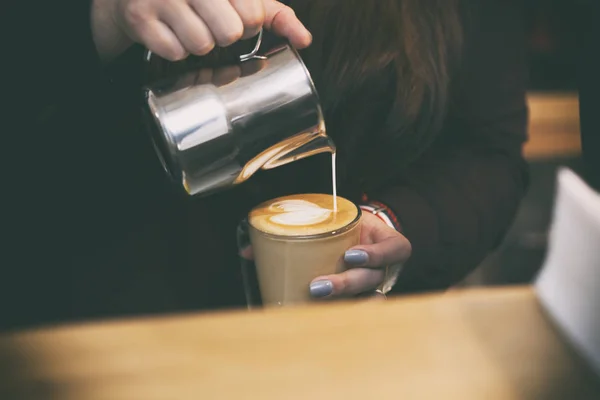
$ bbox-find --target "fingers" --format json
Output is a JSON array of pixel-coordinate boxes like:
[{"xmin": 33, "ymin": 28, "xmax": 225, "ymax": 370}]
[
  {"xmin": 310, "ymin": 268, "xmax": 385, "ymax": 299},
  {"xmin": 341, "ymin": 213, "xmax": 411, "ymax": 268},
  {"xmin": 189, "ymin": 0, "xmax": 244, "ymax": 47},
  {"xmin": 344, "ymin": 236, "xmax": 412, "ymax": 268},
  {"xmin": 230, "ymin": 0, "xmax": 265, "ymax": 39},
  {"xmin": 117, "ymin": 0, "xmax": 311, "ymax": 62},
  {"xmin": 136, "ymin": 19, "xmax": 188, "ymax": 61},
  {"xmin": 118, "ymin": 0, "xmax": 267, "ymax": 61},
  {"xmin": 307, "ymin": 215, "xmax": 412, "ymax": 299},
  {"xmin": 160, "ymin": 2, "xmax": 215, "ymax": 56},
  {"xmin": 263, "ymin": 0, "xmax": 312, "ymax": 48}
]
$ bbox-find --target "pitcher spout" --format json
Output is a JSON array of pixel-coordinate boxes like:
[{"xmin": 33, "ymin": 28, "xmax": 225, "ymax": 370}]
[
  {"xmin": 262, "ymin": 133, "xmax": 336, "ymax": 170},
  {"xmin": 234, "ymin": 132, "xmax": 335, "ymax": 184}
]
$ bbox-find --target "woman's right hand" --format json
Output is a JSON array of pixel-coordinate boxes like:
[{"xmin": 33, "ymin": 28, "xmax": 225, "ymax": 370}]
[{"xmin": 92, "ymin": 0, "xmax": 312, "ymax": 62}]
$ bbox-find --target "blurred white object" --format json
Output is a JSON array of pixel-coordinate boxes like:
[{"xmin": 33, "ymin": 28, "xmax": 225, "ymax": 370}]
[{"xmin": 535, "ymin": 167, "xmax": 600, "ymax": 376}]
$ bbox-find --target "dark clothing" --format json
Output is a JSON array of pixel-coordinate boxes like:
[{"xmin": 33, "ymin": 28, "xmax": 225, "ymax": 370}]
[{"xmin": 1, "ymin": 0, "xmax": 528, "ymax": 330}]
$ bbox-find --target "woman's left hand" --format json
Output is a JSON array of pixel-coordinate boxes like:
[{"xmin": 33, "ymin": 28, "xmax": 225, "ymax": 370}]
[{"xmin": 308, "ymin": 213, "xmax": 412, "ymax": 300}]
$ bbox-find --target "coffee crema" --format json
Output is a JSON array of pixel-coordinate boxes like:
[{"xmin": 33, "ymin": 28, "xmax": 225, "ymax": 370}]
[{"xmin": 249, "ymin": 194, "xmax": 358, "ymax": 237}]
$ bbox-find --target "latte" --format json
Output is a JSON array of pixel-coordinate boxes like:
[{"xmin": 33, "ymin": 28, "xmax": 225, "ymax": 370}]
[
  {"xmin": 248, "ymin": 194, "xmax": 361, "ymax": 306},
  {"xmin": 249, "ymin": 194, "xmax": 358, "ymax": 237}
]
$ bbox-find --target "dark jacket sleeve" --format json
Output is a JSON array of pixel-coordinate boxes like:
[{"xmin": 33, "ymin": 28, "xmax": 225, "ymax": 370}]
[{"xmin": 372, "ymin": 0, "xmax": 530, "ymax": 293}]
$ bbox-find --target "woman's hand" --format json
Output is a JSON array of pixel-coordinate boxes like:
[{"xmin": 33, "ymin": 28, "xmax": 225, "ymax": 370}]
[
  {"xmin": 309, "ymin": 213, "xmax": 412, "ymax": 299},
  {"xmin": 92, "ymin": 0, "xmax": 312, "ymax": 62}
]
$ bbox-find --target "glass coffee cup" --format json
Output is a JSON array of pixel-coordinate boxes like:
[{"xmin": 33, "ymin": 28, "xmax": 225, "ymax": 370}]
[{"xmin": 237, "ymin": 194, "xmax": 361, "ymax": 308}]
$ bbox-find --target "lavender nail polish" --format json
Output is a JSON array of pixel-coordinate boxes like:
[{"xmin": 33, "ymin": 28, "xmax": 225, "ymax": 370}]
[
  {"xmin": 310, "ymin": 280, "xmax": 333, "ymax": 298},
  {"xmin": 344, "ymin": 249, "xmax": 369, "ymax": 265}
]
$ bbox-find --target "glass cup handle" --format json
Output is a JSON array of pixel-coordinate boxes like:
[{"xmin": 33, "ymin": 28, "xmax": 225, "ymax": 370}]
[{"xmin": 237, "ymin": 219, "xmax": 262, "ymax": 309}]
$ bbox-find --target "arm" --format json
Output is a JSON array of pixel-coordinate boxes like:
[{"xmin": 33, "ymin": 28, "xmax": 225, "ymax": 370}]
[{"xmin": 368, "ymin": 0, "xmax": 530, "ymax": 293}]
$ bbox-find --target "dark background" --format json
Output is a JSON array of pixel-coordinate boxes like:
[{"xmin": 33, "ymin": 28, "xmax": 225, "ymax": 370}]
[{"xmin": 463, "ymin": 0, "xmax": 589, "ymax": 287}]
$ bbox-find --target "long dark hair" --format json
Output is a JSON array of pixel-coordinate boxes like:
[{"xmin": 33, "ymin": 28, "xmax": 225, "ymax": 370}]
[{"xmin": 291, "ymin": 0, "xmax": 464, "ymax": 176}]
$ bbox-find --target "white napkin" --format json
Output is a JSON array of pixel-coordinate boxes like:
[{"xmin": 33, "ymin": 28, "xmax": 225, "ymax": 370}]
[{"xmin": 535, "ymin": 167, "xmax": 600, "ymax": 376}]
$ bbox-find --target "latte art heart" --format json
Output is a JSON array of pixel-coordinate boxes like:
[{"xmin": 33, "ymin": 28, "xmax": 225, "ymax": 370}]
[
  {"xmin": 269, "ymin": 200, "xmax": 332, "ymax": 226},
  {"xmin": 249, "ymin": 194, "xmax": 357, "ymax": 237}
]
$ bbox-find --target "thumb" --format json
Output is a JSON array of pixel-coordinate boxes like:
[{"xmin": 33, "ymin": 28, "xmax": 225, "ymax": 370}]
[
  {"xmin": 345, "ymin": 236, "xmax": 412, "ymax": 267},
  {"xmin": 263, "ymin": 0, "xmax": 312, "ymax": 48}
]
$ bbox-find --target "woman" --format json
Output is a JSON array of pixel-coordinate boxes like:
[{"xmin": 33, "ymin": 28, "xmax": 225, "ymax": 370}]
[{"xmin": 1, "ymin": 0, "xmax": 528, "ymax": 329}]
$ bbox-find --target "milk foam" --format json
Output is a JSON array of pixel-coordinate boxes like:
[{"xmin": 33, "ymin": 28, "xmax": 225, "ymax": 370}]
[
  {"xmin": 249, "ymin": 194, "xmax": 359, "ymax": 237},
  {"xmin": 268, "ymin": 200, "xmax": 332, "ymax": 226}
]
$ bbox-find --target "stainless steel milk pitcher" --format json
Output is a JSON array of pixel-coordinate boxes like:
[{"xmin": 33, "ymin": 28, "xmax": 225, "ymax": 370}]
[{"xmin": 142, "ymin": 31, "xmax": 333, "ymax": 197}]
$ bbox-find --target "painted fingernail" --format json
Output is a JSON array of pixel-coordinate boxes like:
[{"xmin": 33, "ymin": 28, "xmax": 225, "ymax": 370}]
[
  {"xmin": 344, "ymin": 250, "xmax": 369, "ymax": 265},
  {"xmin": 310, "ymin": 280, "xmax": 333, "ymax": 298}
]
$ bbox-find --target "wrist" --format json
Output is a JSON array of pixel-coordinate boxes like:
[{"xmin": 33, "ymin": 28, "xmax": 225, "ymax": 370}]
[{"xmin": 359, "ymin": 202, "xmax": 401, "ymax": 232}]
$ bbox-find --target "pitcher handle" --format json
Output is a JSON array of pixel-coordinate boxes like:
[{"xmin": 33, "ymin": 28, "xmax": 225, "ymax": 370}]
[
  {"xmin": 144, "ymin": 28, "xmax": 265, "ymax": 63},
  {"xmin": 239, "ymin": 29, "xmax": 266, "ymax": 61}
]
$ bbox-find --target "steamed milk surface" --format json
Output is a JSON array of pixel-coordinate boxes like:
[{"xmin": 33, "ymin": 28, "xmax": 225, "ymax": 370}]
[{"xmin": 249, "ymin": 194, "xmax": 358, "ymax": 236}]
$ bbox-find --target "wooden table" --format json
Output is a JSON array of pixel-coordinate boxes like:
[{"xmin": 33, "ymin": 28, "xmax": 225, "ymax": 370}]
[{"xmin": 1, "ymin": 287, "xmax": 599, "ymax": 400}]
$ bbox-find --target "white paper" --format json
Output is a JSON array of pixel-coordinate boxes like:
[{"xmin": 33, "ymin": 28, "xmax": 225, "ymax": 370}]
[{"xmin": 535, "ymin": 168, "xmax": 600, "ymax": 376}]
